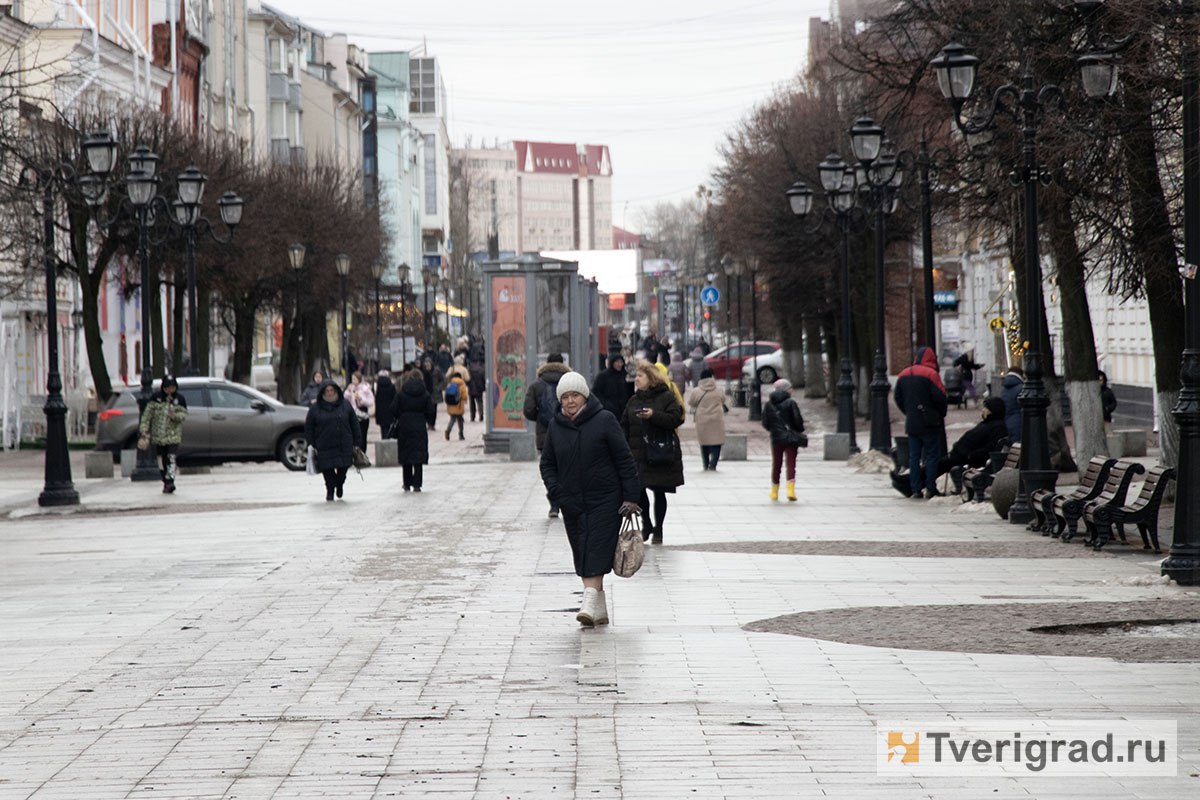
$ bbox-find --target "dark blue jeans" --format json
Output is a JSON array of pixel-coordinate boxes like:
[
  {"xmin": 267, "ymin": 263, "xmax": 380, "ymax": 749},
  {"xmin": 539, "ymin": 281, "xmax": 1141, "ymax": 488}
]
[{"xmin": 908, "ymin": 431, "xmax": 942, "ymax": 495}]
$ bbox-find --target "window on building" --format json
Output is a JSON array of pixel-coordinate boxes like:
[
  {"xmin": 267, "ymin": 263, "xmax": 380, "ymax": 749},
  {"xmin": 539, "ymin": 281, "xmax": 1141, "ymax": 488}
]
[
  {"xmin": 408, "ymin": 58, "xmax": 438, "ymax": 114},
  {"xmin": 269, "ymin": 38, "xmax": 283, "ymax": 71},
  {"xmin": 269, "ymin": 101, "xmax": 286, "ymax": 139}
]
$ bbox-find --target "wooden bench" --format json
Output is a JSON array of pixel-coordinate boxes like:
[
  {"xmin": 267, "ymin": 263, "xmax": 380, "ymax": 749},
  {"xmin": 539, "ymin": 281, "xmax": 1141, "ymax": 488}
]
[
  {"xmin": 1028, "ymin": 456, "xmax": 1117, "ymax": 536},
  {"xmin": 963, "ymin": 442, "xmax": 1019, "ymax": 503},
  {"xmin": 1084, "ymin": 465, "xmax": 1176, "ymax": 552},
  {"xmin": 1059, "ymin": 461, "xmax": 1145, "ymax": 543}
]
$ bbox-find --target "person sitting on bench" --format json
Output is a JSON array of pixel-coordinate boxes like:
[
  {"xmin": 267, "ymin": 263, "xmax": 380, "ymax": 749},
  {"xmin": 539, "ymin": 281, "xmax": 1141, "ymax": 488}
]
[{"xmin": 940, "ymin": 397, "xmax": 1008, "ymax": 492}]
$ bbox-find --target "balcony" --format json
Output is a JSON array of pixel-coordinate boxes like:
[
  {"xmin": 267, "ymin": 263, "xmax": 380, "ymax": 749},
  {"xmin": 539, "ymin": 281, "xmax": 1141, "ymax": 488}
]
[{"xmin": 270, "ymin": 138, "xmax": 291, "ymax": 164}]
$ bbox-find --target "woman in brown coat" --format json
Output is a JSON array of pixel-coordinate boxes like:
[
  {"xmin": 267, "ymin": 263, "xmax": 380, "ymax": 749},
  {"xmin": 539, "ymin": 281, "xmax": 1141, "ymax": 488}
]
[
  {"xmin": 621, "ymin": 362, "xmax": 685, "ymax": 543},
  {"xmin": 686, "ymin": 366, "xmax": 727, "ymax": 471}
]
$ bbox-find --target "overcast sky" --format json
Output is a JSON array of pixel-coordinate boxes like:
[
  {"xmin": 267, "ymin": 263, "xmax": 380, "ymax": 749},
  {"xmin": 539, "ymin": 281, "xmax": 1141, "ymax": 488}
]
[{"xmin": 272, "ymin": 0, "xmax": 832, "ymax": 232}]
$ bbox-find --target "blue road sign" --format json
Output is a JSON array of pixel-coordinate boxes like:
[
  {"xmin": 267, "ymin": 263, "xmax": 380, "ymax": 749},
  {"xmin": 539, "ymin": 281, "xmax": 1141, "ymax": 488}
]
[{"xmin": 700, "ymin": 285, "xmax": 720, "ymax": 306}]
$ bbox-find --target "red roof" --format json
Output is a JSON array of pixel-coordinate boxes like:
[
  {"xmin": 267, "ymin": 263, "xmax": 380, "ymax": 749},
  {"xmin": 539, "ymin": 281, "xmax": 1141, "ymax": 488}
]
[{"xmin": 514, "ymin": 140, "xmax": 612, "ymax": 177}]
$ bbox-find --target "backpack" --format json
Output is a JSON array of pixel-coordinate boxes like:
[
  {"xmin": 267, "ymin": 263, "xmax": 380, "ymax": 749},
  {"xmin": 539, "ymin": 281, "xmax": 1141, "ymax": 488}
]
[
  {"xmin": 536, "ymin": 381, "xmax": 557, "ymax": 426},
  {"xmin": 444, "ymin": 381, "xmax": 460, "ymax": 405}
]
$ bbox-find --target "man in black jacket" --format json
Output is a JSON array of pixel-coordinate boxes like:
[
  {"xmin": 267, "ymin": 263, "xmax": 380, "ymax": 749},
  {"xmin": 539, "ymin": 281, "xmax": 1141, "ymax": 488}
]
[
  {"xmin": 894, "ymin": 346, "xmax": 948, "ymax": 498},
  {"xmin": 591, "ymin": 354, "xmax": 633, "ymax": 418}
]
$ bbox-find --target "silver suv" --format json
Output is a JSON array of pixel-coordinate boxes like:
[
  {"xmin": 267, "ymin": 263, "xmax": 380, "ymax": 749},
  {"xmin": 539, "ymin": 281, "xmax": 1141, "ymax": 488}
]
[{"xmin": 95, "ymin": 377, "xmax": 310, "ymax": 471}]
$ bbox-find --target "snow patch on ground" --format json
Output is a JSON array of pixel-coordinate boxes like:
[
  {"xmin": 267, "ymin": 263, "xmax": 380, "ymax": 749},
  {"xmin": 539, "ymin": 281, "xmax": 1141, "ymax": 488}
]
[{"xmin": 849, "ymin": 451, "xmax": 894, "ymax": 474}]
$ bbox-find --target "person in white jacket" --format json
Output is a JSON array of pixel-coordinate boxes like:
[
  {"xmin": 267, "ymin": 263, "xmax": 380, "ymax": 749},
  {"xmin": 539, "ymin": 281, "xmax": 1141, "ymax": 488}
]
[
  {"xmin": 686, "ymin": 367, "xmax": 727, "ymax": 471},
  {"xmin": 343, "ymin": 371, "xmax": 374, "ymax": 450}
]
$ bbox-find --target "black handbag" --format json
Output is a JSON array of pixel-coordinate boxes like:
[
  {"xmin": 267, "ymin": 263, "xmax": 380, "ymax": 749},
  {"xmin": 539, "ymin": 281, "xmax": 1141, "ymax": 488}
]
[{"xmin": 642, "ymin": 430, "xmax": 678, "ymax": 466}]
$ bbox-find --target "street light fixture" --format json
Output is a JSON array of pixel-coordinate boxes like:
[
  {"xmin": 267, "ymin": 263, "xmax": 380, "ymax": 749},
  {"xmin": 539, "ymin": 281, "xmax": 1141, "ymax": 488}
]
[
  {"xmin": 398, "ymin": 263, "xmax": 412, "ymax": 367},
  {"xmin": 336, "ymin": 253, "xmax": 351, "ymax": 375},
  {"xmin": 371, "ymin": 259, "xmax": 385, "ymax": 371},
  {"xmin": 288, "ymin": 243, "xmax": 305, "ymax": 393},
  {"xmin": 172, "ymin": 166, "xmax": 241, "ymax": 376},
  {"xmin": 930, "ymin": 3, "xmax": 1126, "ymax": 522},
  {"xmin": 848, "ymin": 116, "xmax": 913, "ymax": 454},
  {"xmin": 786, "ymin": 161, "xmax": 863, "ymax": 456}
]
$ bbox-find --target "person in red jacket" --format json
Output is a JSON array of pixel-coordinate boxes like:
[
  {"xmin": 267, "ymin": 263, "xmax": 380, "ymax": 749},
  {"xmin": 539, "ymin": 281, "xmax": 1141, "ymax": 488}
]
[{"xmin": 894, "ymin": 346, "xmax": 948, "ymax": 499}]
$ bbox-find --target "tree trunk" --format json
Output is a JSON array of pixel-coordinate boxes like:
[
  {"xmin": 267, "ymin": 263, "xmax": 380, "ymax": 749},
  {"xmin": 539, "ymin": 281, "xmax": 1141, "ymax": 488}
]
[
  {"xmin": 71, "ymin": 211, "xmax": 115, "ymax": 402},
  {"xmin": 803, "ymin": 314, "xmax": 826, "ymax": 398},
  {"xmin": 230, "ymin": 298, "xmax": 256, "ymax": 385},
  {"xmin": 197, "ymin": 284, "xmax": 212, "ymax": 376},
  {"xmin": 1046, "ymin": 191, "xmax": 1106, "ymax": 465},
  {"xmin": 171, "ymin": 278, "xmax": 184, "ymax": 375},
  {"xmin": 150, "ymin": 267, "xmax": 165, "ymax": 379},
  {"xmin": 1121, "ymin": 86, "xmax": 1184, "ymax": 467},
  {"xmin": 1009, "ymin": 205, "xmax": 1076, "ymax": 472},
  {"xmin": 822, "ymin": 310, "xmax": 838, "ymax": 405}
]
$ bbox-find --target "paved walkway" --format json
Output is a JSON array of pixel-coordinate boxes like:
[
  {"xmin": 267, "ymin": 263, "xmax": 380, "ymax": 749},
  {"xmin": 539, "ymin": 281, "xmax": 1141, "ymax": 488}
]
[{"xmin": 1, "ymin": 408, "xmax": 1197, "ymax": 799}]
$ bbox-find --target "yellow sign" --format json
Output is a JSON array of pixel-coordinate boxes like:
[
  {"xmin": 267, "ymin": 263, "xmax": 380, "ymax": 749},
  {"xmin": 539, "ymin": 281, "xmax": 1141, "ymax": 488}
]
[{"xmin": 886, "ymin": 731, "xmax": 920, "ymax": 764}]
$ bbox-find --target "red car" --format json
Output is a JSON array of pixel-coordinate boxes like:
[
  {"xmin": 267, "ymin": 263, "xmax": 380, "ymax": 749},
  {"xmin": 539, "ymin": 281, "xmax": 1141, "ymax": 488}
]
[{"xmin": 704, "ymin": 340, "xmax": 780, "ymax": 380}]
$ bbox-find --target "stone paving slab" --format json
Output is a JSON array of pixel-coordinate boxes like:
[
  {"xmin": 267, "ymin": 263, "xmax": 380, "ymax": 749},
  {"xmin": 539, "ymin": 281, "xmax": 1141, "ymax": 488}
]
[{"xmin": 1, "ymin": 413, "xmax": 1198, "ymax": 798}]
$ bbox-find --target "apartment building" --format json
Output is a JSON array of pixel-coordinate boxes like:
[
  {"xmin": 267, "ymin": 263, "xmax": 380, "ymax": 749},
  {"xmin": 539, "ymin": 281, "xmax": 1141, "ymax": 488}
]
[
  {"xmin": 451, "ymin": 140, "xmax": 614, "ymax": 259},
  {"xmin": 370, "ymin": 51, "xmax": 423, "ymax": 285},
  {"xmin": 513, "ymin": 140, "xmax": 613, "ymax": 252},
  {"xmin": 408, "ymin": 55, "xmax": 449, "ymax": 279}
]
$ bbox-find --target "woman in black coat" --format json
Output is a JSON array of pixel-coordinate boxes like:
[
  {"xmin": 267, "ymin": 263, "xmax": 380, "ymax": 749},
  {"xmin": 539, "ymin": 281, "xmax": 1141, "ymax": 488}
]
[
  {"xmin": 374, "ymin": 371, "xmax": 396, "ymax": 437},
  {"xmin": 540, "ymin": 371, "xmax": 641, "ymax": 627},
  {"xmin": 304, "ymin": 380, "xmax": 358, "ymax": 501},
  {"xmin": 621, "ymin": 362, "xmax": 685, "ymax": 543},
  {"xmin": 389, "ymin": 370, "xmax": 435, "ymax": 491}
]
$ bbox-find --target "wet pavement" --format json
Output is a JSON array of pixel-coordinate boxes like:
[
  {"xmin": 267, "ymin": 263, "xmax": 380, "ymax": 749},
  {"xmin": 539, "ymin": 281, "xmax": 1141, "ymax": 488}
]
[{"xmin": 1, "ymin": 402, "xmax": 1198, "ymax": 799}]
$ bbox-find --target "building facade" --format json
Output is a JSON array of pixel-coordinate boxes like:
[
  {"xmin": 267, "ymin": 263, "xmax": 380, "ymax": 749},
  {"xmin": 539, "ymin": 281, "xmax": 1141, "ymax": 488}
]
[{"xmin": 370, "ymin": 51, "xmax": 423, "ymax": 286}]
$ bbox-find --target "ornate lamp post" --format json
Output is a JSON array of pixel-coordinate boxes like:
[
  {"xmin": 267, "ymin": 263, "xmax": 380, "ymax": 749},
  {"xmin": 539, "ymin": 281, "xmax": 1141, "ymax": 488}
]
[
  {"xmin": 849, "ymin": 115, "xmax": 912, "ymax": 453},
  {"xmin": 1165, "ymin": 0, "xmax": 1200, "ymax": 584},
  {"xmin": 288, "ymin": 243, "xmax": 305, "ymax": 390},
  {"xmin": 11, "ymin": 130, "xmax": 120, "ymax": 505},
  {"xmin": 335, "ymin": 253, "xmax": 351, "ymax": 375},
  {"xmin": 421, "ymin": 265, "xmax": 433, "ymax": 350},
  {"xmin": 931, "ymin": 7, "xmax": 1123, "ymax": 521},
  {"xmin": 171, "ymin": 166, "xmax": 242, "ymax": 375},
  {"xmin": 787, "ymin": 153, "xmax": 862, "ymax": 455},
  {"xmin": 371, "ymin": 259, "xmax": 385, "ymax": 371},
  {"xmin": 398, "ymin": 263, "xmax": 412, "ymax": 367}
]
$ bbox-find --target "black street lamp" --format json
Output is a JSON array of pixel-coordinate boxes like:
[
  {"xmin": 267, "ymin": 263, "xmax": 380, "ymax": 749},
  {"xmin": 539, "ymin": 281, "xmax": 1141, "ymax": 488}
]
[
  {"xmin": 371, "ymin": 259, "xmax": 384, "ymax": 371},
  {"xmin": 335, "ymin": 253, "xmax": 351, "ymax": 375},
  {"xmin": 1165, "ymin": 0, "xmax": 1200, "ymax": 585},
  {"xmin": 916, "ymin": 139, "xmax": 947, "ymax": 351},
  {"xmin": 849, "ymin": 114, "xmax": 911, "ymax": 453},
  {"xmin": 748, "ymin": 263, "xmax": 763, "ymax": 421},
  {"xmin": 421, "ymin": 265, "xmax": 433, "ymax": 350},
  {"xmin": 398, "ymin": 263, "xmax": 412, "ymax": 367},
  {"xmin": 21, "ymin": 155, "xmax": 90, "ymax": 506},
  {"xmin": 427, "ymin": 270, "xmax": 441, "ymax": 349},
  {"xmin": 787, "ymin": 153, "xmax": 862, "ymax": 455},
  {"xmin": 288, "ymin": 242, "xmax": 305, "ymax": 389},
  {"xmin": 931, "ymin": 11, "xmax": 1122, "ymax": 522},
  {"xmin": 171, "ymin": 166, "xmax": 242, "ymax": 375}
]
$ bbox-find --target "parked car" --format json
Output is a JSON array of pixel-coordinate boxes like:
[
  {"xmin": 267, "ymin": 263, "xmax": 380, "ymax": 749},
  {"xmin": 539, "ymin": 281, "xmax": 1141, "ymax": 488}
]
[
  {"xmin": 742, "ymin": 347, "xmax": 785, "ymax": 385},
  {"xmin": 703, "ymin": 340, "xmax": 779, "ymax": 380},
  {"xmin": 95, "ymin": 377, "xmax": 310, "ymax": 471}
]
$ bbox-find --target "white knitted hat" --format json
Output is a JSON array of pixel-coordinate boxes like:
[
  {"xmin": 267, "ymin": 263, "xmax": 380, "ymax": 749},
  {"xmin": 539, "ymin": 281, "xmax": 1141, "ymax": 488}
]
[{"xmin": 556, "ymin": 371, "xmax": 590, "ymax": 400}]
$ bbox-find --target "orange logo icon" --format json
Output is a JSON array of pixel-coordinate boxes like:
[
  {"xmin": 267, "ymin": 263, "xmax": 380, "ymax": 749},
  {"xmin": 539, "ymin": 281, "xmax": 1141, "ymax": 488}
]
[{"xmin": 887, "ymin": 731, "xmax": 920, "ymax": 764}]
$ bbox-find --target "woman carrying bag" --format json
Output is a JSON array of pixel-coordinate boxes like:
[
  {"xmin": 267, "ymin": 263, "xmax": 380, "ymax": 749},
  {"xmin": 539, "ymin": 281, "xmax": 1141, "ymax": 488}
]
[
  {"xmin": 305, "ymin": 380, "xmax": 358, "ymax": 501},
  {"xmin": 622, "ymin": 362, "xmax": 685, "ymax": 544},
  {"xmin": 540, "ymin": 372, "xmax": 641, "ymax": 627}
]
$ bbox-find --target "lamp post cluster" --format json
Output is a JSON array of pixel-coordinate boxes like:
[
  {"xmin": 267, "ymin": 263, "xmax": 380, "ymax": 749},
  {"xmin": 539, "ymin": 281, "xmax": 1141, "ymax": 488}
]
[
  {"xmin": 398, "ymin": 264, "xmax": 412, "ymax": 367},
  {"xmin": 335, "ymin": 253, "xmax": 351, "ymax": 373},
  {"xmin": 80, "ymin": 132, "xmax": 242, "ymax": 482},
  {"xmin": 422, "ymin": 267, "xmax": 440, "ymax": 350},
  {"xmin": 786, "ymin": 115, "xmax": 910, "ymax": 453},
  {"xmin": 928, "ymin": 0, "xmax": 1124, "ymax": 522}
]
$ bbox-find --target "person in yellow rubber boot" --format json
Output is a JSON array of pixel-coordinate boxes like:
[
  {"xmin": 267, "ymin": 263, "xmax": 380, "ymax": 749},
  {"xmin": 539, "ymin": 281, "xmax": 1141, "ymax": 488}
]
[{"xmin": 761, "ymin": 378, "xmax": 806, "ymax": 501}]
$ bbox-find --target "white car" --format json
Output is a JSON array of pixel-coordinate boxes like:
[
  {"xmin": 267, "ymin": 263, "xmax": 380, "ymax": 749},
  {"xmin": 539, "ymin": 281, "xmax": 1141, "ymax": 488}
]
[{"xmin": 742, "ymin": 348, "xmax": 784, "ymax": 385}]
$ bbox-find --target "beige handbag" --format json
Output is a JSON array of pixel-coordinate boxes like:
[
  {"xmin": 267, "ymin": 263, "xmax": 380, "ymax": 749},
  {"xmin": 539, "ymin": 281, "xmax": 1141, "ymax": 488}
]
[{"xmin": 613, "ymin": 513, "xmax": 645, "ymax": 578}]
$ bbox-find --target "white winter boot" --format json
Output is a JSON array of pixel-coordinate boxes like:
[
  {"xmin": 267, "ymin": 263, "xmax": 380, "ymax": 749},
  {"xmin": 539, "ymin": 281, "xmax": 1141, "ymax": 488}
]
[
  {"xmin": 593, "ymin": 589, "xmax": 609, "ymax": 625},
  {"xmin": 577, "ymin": 587, "xmax": 599, "ymax": 627}
]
